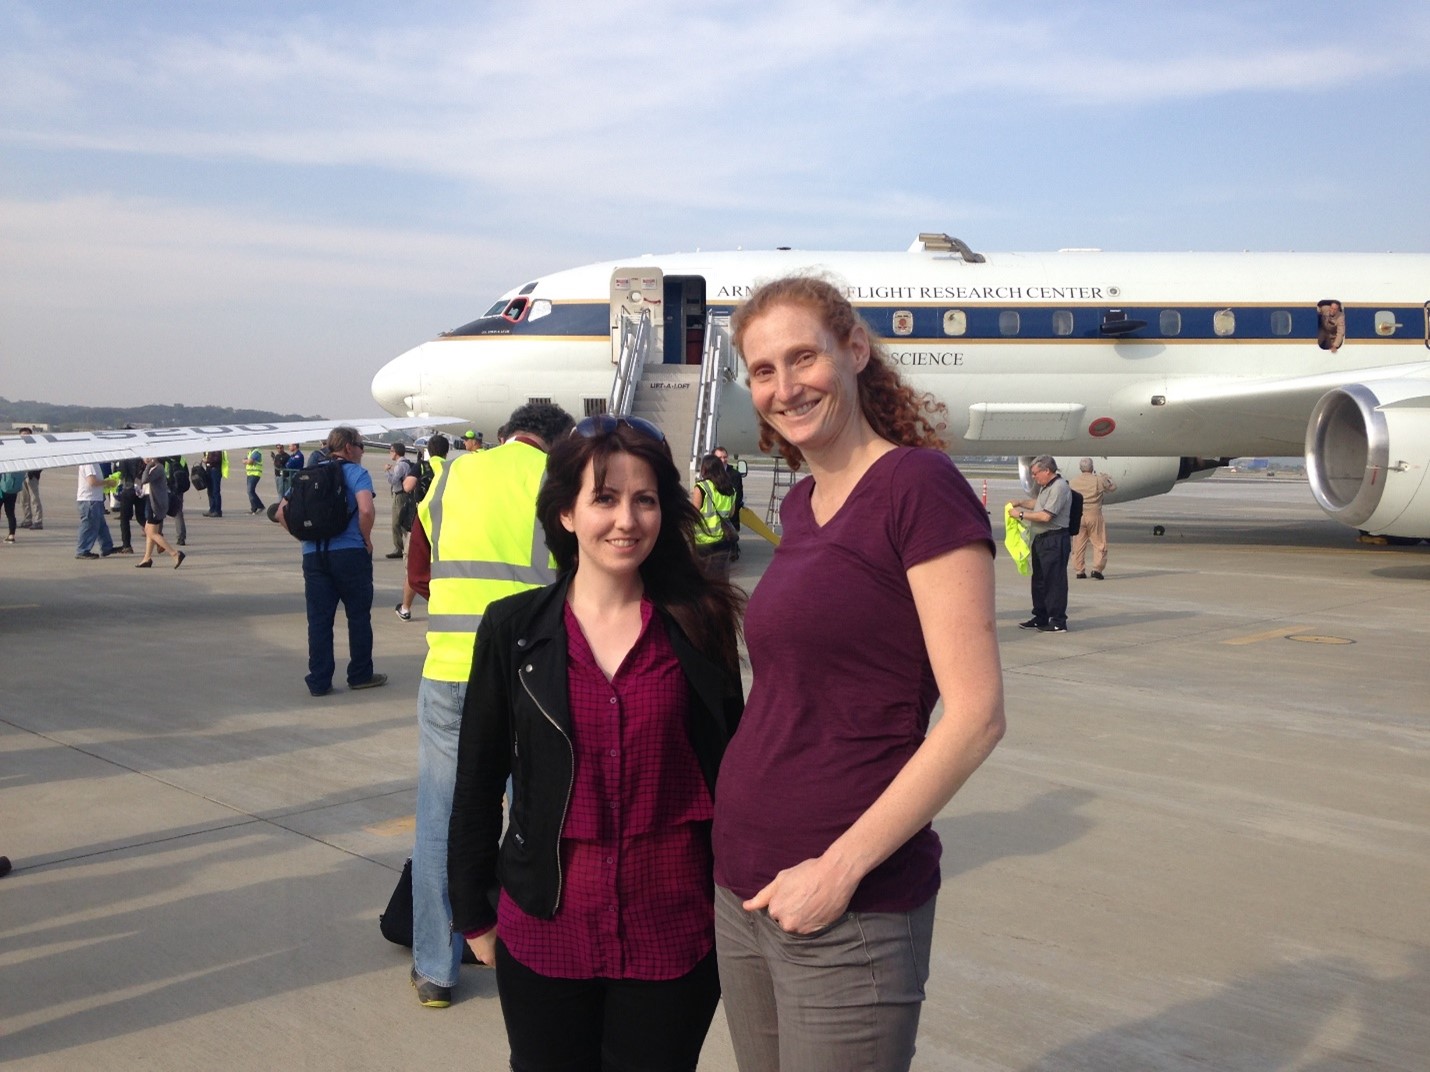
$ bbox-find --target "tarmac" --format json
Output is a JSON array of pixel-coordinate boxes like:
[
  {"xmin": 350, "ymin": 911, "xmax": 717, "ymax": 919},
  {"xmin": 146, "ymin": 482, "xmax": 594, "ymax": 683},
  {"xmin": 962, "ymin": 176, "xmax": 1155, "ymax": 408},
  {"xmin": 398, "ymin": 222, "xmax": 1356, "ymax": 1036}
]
[{"xmin": 2, "ymin": 463, "xmax": 1428, "ymax": 1070}]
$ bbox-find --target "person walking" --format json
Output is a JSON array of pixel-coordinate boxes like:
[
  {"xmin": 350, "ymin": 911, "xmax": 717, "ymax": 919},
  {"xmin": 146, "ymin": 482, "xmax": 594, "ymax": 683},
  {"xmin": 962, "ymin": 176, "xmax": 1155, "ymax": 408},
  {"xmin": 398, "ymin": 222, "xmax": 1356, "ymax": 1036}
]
[
  {"xmin": 75, "ymin": 463, "xmax": 117, "ymax": 559},
  {"xmin": 1070, "ymin": 457, "xmax": 1117, "ymax": 579},
  {"xmin": 135, "ymin": 457, "xmax": 185, "ymax": 569},
  {"xmin": 0, "ymin": 469, "xmax": 22, "ymax": 543}
]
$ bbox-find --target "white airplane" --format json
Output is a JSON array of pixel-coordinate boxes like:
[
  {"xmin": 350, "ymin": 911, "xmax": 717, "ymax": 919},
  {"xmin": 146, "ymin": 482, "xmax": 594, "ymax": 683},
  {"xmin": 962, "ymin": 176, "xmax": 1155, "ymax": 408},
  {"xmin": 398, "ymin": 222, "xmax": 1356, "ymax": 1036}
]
[
  {"xmin": 372, "ymin": 233, "xmax": 1430, "ymax": 539},
  {"xmin": 0, "ymin": 417, "xmax": 449, "ymax": 474}
]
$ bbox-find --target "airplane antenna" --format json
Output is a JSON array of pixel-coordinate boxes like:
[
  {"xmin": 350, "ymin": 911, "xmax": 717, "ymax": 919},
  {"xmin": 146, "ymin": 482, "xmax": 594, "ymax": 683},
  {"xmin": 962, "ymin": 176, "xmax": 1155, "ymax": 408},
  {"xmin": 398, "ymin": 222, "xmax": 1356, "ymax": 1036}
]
[{"xmin": 916, "ymin": 233, "xmax": 986, "ymax": 263}]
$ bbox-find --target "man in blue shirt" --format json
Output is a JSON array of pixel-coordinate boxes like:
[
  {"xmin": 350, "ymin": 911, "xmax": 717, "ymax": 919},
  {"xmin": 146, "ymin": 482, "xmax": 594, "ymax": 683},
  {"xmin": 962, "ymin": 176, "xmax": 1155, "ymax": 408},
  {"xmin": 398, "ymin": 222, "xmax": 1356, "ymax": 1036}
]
[{"xmin": 276, "ymin": 426, "xmax": 387, "ymax": 696}]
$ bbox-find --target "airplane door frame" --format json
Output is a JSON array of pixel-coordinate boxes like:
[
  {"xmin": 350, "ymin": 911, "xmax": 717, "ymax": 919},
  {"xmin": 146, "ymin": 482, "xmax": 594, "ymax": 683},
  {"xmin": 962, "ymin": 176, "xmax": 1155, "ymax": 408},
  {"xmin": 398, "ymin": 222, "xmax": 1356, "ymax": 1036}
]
[{"xmin": 610, "ymin": 267, "xmax": 664, "ymax": 365}]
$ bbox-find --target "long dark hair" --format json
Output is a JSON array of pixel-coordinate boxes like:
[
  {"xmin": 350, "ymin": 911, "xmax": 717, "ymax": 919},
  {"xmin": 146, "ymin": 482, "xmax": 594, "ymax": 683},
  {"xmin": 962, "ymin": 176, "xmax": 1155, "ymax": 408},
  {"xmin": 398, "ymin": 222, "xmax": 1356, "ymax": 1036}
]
[
  {"xmin": 697, "ymin": 453, "xmax": 734, "ymax": 496},
  {"xmin": 537, "ymin": 424, "xmax": 745, "ymax": 676},
  {"xmin": 731, "ymin": 275, "xmax": 949, "ymax": 470}
]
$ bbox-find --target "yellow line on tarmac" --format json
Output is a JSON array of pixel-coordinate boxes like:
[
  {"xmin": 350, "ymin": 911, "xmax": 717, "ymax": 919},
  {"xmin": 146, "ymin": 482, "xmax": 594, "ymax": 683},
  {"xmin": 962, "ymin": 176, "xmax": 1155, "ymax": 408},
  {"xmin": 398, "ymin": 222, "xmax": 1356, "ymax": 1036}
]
[
  {"xmin": 1221, "ymin": 626, "xmax": 1311, "ymax": 645},
  {"xmin": 739, "ymin": 507, "xmax": 781, "ymax": 547}
]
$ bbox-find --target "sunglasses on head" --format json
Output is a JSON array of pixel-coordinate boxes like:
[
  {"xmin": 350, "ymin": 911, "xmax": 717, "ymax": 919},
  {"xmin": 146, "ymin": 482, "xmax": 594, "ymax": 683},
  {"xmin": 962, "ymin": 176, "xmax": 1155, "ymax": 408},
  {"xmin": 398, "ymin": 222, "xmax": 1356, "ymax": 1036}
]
[{"xmin": 571, "ymin": 414, "xmax": 666, "ymax": 443}]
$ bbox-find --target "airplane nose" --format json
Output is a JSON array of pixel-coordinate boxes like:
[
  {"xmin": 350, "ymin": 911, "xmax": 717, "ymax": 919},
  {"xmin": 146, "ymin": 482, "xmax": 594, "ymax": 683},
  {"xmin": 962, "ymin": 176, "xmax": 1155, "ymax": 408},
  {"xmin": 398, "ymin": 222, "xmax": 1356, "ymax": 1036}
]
[{"xmin": 371, "ymin": 347, "xmax": 422, "ymax": 416}]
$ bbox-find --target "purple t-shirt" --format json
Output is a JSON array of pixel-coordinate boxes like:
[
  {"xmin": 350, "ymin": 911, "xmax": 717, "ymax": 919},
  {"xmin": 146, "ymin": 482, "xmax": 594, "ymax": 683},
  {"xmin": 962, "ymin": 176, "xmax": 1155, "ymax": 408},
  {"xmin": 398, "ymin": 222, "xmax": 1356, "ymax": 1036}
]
[{"xmin": 713, "ymin": 447, "xmax": 994, "ymax": 912}]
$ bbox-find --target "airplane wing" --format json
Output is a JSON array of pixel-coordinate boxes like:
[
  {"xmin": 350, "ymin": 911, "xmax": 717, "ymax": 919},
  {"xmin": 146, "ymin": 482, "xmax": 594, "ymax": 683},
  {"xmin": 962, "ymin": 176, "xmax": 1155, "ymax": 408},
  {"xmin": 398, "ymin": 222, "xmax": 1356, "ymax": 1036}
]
[{"xmin": 0, "ymin": 416, "xmax": 463, "ymax": 474}]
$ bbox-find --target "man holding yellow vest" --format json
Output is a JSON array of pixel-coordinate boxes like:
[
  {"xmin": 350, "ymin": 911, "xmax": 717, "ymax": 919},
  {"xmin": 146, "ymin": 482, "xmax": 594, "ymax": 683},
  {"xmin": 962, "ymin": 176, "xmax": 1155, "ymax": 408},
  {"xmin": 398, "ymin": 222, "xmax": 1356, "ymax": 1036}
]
[{"xmin": 404, "ymin": 402, "xmax": 574, "ymax": 1008}]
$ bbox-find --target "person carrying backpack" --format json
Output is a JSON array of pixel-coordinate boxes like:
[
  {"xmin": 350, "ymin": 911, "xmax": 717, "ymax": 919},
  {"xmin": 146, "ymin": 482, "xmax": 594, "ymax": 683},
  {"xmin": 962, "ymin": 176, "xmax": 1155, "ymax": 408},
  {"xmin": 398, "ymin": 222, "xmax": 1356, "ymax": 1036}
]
[
  {"xmin": 275, "ymin": 426, "xmax": 387, "ymax": 697},
  {"xmin": 1007, "ymin": 455, "xmax": 1073, "ymax": 633}
]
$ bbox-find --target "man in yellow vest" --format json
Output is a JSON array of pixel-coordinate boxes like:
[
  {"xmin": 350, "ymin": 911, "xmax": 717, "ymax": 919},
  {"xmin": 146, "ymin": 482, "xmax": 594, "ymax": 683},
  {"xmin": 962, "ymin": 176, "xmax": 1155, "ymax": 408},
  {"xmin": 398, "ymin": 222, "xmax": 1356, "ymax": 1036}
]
[
  {"xmin": 404, "ymin": 402, "xmax": 574, "ymax": 1008},
  {"xmin": 244, "ymin": 447, "xmax": 265, "ymax": 515}
]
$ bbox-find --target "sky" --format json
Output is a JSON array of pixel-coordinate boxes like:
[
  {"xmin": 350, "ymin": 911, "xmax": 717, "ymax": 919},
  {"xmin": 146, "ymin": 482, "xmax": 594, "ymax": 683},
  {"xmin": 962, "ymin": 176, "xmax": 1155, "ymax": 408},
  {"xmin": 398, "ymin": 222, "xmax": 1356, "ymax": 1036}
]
[{"xmin": 3, "ymin": 0, "xmax": 1429, "ymax": 418}]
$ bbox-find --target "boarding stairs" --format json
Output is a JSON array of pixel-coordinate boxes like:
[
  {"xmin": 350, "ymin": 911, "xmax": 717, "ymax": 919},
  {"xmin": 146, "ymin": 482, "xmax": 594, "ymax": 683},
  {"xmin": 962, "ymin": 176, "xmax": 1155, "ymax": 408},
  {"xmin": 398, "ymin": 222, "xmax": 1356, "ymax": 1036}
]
[{"xmin": 609, "ymin": 308, "xmax": 737, "ymax": 483}]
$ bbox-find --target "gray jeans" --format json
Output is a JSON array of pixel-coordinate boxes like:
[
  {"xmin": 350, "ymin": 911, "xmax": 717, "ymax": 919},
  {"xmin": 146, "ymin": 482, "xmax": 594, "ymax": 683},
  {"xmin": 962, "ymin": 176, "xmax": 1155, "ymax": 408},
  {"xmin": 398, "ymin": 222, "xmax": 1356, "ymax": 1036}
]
[{"xmin": 714, "ymin": 884, "xmax": 934, "ymax": 1072}]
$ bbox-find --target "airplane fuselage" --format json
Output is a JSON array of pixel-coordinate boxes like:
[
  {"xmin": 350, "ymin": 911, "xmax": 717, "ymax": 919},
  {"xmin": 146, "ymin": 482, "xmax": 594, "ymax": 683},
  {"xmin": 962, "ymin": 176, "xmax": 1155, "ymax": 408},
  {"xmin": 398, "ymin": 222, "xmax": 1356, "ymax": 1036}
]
[{"xmin": 372, "ymin": 240, "xmax": 1430, "ymax": 536}]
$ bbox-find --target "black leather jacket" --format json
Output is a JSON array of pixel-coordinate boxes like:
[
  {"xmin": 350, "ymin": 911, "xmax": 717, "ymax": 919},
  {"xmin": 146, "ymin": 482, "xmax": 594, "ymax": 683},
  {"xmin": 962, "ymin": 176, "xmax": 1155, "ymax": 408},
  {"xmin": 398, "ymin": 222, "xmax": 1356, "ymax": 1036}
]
[{"xmin": 447, "ymin": 574, "xmax": 743, "ymax": 935}]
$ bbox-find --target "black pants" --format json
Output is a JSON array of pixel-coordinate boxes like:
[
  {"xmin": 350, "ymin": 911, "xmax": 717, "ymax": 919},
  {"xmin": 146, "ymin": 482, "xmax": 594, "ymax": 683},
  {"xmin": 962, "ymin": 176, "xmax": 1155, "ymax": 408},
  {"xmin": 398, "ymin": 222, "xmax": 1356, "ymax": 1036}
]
[
  {"xmin": 495, "ymin": 939, "xmax": 720, "ymax": 1072},
  {"xmin": 1030, "ymin": 528, "xmax": 1071, "ymax": 627},
  {"xmin": 118, "ymin": 492, "xmax": 144, "ymax": 548}
]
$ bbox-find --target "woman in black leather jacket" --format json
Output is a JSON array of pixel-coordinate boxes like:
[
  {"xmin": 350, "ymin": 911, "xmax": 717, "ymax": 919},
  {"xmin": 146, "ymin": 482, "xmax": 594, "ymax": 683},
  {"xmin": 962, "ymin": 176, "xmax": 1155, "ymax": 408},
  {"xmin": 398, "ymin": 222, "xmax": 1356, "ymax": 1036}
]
[{"xmin": 447, "ymin": 416, "xmax": 744, "ymax": 1072}]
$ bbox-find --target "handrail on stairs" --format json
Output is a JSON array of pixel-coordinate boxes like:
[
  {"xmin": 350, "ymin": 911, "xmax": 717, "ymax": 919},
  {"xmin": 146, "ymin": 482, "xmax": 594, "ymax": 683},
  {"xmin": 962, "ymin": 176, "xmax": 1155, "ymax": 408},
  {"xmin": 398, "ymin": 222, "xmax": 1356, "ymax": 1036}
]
[
  {"xmin": 609, "ymin": 307, "xmax": 653, "ymax": 416},
  {"xmin": 691, "ymin": 310, "xmax": 734, "ymax": 471}
]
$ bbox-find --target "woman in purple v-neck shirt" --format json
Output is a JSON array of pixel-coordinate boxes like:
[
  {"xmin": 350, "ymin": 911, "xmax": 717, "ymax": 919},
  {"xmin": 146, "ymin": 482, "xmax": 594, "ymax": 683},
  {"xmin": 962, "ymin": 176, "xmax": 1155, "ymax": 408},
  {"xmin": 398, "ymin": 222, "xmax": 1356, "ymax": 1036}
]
[{"xmin": 713, "ymin": 277, "xmax": 1007, "ymax": 1072}]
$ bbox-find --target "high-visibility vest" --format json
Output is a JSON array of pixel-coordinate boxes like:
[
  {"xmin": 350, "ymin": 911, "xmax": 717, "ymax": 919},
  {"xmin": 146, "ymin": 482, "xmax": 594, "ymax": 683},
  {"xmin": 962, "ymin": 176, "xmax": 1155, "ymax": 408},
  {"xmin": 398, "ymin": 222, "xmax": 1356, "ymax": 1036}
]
[
  {"xmin": 418, "ymin": 441, "xmax": 554, "ymax": 682},
  {"xmin": 694, "ymin": 480, "xmax": 735, "ymax": 546},
  {"xmin": 245, "ymin": 450, "xmax": 263, "ymax": 477}
]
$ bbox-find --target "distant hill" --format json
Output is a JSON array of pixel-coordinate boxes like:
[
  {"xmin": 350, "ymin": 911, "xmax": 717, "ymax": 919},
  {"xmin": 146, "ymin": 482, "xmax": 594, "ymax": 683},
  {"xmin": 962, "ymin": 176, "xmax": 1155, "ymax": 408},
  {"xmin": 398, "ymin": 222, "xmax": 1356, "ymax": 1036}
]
[{"xmin": 1, "ymin": 397, "xmax": 322, "ymax": 431}]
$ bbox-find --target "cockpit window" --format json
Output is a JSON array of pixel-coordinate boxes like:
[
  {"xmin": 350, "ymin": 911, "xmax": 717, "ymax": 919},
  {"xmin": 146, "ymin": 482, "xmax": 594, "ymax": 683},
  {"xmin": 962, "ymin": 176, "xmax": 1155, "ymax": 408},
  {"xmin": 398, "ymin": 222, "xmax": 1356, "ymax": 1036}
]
[
  {"xmin": 501, "ymin": 298, "xmax": 529, "ymax": 323},
  {"xmin": 528, "ymin": 299, "xmax": 553, "ymax": 322},
  {"xmin": 482, "ymin": 300, "xmax": 507, "ymax": 318}
]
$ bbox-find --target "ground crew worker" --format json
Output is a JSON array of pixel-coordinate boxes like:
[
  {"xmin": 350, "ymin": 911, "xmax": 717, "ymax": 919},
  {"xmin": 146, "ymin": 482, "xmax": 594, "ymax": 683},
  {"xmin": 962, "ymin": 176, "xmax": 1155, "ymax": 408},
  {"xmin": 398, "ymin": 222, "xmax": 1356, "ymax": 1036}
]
[
  {"xmin": 244, "ymin": 448, "xmax": 265, "ymax": 514},
  {"xmin": 403, "ymin": 402, "xmax": 574, "ymax": 1008},
  {"xmin": 1070, "ymin": 457, "xmax": 1117, "ymax": 579},
  {"xmin": 691, "ymin": 452, "xmax": 738, "ymax": 580}
]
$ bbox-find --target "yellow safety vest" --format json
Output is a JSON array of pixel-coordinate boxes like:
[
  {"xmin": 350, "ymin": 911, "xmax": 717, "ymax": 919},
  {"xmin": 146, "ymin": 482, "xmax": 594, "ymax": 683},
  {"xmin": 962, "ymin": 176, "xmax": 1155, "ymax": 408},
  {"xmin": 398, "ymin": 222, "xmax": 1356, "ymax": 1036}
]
[
  {"xmin": 694, "ymin": 480, "xmax": 735, "ymax": 546},
  {"xmin": 245, "ymin": 451, "xmax": 263, "ymax": 477},
  {"xmin": 418, "ymin": 441, "xmax": 554, "ymax": 682}
]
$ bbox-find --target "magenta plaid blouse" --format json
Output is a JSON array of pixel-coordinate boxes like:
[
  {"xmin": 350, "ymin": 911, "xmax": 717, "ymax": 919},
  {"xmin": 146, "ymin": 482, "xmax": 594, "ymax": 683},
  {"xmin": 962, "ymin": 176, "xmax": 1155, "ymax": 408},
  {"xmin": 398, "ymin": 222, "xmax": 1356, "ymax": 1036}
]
[{"xmin": 495, "ymin": 599, "xmax": 715, "ymax": 980}]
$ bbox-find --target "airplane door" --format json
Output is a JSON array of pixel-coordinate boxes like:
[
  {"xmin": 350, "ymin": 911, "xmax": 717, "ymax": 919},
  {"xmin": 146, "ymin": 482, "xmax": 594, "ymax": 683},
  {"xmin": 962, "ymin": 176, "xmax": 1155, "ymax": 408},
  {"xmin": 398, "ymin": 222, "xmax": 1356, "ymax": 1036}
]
[
  {"xmin": 662, "ymin": 276, "xmax": 708, "ymax": 365},
  {"xmin": 610, "ymin": 268, "xmax": 664, "ymax": 365}
]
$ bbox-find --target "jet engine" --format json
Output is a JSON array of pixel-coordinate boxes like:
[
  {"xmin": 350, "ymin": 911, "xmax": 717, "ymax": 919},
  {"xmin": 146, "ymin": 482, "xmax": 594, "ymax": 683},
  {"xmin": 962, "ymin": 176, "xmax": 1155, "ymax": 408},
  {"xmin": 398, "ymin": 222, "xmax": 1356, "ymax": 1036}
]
[
  {"xmin": 1018, "ymin": 456, "xmax": 1226, "ymax": 503},
  {"xmin": 1305, "ymin": 381, "xmax": 1430, "ymax": 537}
]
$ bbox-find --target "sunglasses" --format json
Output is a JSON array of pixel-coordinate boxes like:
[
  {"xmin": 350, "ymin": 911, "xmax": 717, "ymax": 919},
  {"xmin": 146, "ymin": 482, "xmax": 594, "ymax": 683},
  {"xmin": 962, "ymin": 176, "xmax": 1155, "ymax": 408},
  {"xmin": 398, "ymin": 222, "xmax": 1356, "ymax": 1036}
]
[{"xmin": 572, "ymin": 414, "xmax": 666, "ymax": 443}]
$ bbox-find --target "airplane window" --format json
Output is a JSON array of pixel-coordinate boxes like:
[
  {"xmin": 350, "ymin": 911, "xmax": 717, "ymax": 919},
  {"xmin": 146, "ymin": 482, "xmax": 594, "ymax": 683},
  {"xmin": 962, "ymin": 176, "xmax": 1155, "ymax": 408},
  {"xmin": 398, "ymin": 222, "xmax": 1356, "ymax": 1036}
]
[
  {"xmin": 482, "ymin": 300, "xmax": 507, "ymax": 318},
  {"xmin": 528, "ymin": 299, "xmax": 552, "ymax": 322},
  {"xmin": 502, "ymin": 298, "xmax": 529, "ymax": 323},
  {"xmin": 1270, "ymin": 310, "xmax": 1293, "ymax": 336},
  {"xmin": 942, "ymin": 310, "xmax": 967, "ymax": 336},
  {"xmin": 1374, "ymin": 310, "xmax": 1400, "ymax": 336},
  {"xmin": 1316, "ymin": 299, "xmax": 1345, "ymax": 351},
  {"xmin": 1213, "ymin": 309, "xmax": 1236, "ymax": 337},
  {"xmin": 999, "ymin": 311, "xmax": 1020, "ymax": 336},
  {"xmin": 1159, "ymin": 310, "xmax": 1181, "ymax": 336},
  {"xmin": 1051, "ymin": 310, "xmax": 1074, "ymax": 336}
]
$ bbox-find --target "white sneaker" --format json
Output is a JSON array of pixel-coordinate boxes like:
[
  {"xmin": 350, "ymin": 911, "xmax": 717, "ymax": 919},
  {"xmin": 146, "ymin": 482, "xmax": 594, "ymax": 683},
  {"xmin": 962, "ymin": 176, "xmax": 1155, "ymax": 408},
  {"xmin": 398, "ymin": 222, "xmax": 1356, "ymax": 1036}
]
[{"xmin": 395, "ymin": 604, "xmax": 412, "ymax": 622}]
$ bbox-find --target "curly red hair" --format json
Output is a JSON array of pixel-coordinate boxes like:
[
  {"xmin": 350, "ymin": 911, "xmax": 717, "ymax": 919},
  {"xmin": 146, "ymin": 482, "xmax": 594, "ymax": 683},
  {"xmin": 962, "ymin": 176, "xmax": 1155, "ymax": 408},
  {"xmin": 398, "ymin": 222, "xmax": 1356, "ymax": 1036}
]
[{"xmin": 730, "ymin": 275, "xmax": 948, "ymax": 470}]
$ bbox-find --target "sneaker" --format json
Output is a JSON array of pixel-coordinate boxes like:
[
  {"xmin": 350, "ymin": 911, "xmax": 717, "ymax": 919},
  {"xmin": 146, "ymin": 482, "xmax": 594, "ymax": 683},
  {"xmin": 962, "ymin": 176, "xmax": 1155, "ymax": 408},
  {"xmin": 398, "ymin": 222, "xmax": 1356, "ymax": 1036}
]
[
  {"xmin": 4, "ymin": 534, "xmax": 13, "ymax": 543},
  {"xmin": 1091, "ymin": 571, "xmax": 1104, "ymax": 580},
  {"xmin": 201, "ymin": 511, "xmax": 216, "ymax": 517},
  {"xmin": 1038, "ymin": 623, "xmax": 1068, "ymax": 633},
  {"xmin": 350, "ymin": 673, "xmax": 388, "ymax": 690},
  {"xmin": 116, "ymin": 545, "xmax": 134, "ymax": 555},
  {"xmin": 1018, "ymin": 618, "xmax": 1043, "ymax": 630},
  {"xmin": 1075, "ymin": 572, "xmax": 1087, "ymax": 579},
  {"xmin": 384, "ymin": 551, "xmax": 404, "ymax": 559},
  {"xmin": 395, "ymin": 604, "xmax": 412, "ymax": 622},
  {"xmin": 76, "ymin": 551, "xmax": 100, "ymax": 560},
  {"xmin": 411, "ymin": 968, "xmax": 452, "ymax": 1009},
  {"xmin": 250, "ymin": 506, "xmax": 264, "ymax": 515}
]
